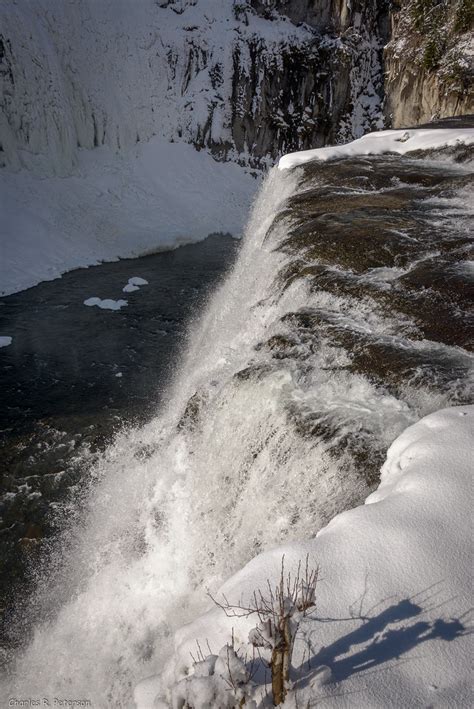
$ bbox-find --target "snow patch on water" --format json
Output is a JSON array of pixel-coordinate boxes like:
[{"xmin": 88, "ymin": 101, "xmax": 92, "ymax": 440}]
[
  {"xmin": 84, "ymin": 297, "xmax": 128, "ymax": 311},
  {"xmin": 123, "ymin": 276, "xmax": 149, "ymax": 293}
]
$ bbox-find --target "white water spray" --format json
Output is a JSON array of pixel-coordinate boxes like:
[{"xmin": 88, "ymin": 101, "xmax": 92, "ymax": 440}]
[{"xmin": 3, "ymin": 168, "xmax": 303, "ymax": 703}]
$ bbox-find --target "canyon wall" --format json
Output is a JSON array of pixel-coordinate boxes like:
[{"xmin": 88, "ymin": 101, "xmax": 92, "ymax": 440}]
[
  {"xmin": 1, "ymin": 0, "xmax": 472, "ymax": 176},
  {"xmin": 384, "ymin": 0, "xmax": 474, "ymax": 126},
  {"xmin": 0, "ymin": 0, "xmax": 388, "ymax": 174}
]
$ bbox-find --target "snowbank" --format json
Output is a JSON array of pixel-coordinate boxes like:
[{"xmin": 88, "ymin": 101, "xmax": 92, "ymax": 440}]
[
  {"xmin": 278, "ymin": 127, "xmax": 474, "ymax": 169},
  {"xmin": 0, "ymin": 137, "xmax": 258, "ymax": 296},
  {"xmin": 138, "ymin": 405, "xmax": 473, "ymax": 707}
]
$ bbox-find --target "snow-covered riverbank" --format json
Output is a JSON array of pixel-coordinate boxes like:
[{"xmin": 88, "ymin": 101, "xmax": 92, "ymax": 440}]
[{"xmin": 0, "ymin": 137, "xmax": 257, "ymax": 296}]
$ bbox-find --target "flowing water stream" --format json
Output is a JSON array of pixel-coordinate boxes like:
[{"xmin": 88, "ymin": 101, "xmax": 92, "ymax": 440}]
[{"xmin": 1, "ymin": 146, "xmax": 473, "ymax": 706}]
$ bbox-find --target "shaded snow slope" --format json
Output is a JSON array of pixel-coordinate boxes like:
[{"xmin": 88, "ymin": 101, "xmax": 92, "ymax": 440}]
[
  {"xmin": 279, "ymin": 127, "xmax": 474, "ymax": 168},
  {"xmin": 0, "ymin": 137, "xmax": 257, "ymax": 296},
  {"xmin": 143, "ymin": 405, "xmax": 474, "ymax": 707}
]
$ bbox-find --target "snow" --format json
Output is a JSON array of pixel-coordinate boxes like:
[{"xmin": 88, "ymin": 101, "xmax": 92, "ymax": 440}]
[
  {"xmin": 0, "ymin": 137, "xmax": 258, "ymax": 296},
  {"xmin": 140, "ymin": 405, "xmax": 474, "ymax": 707},
  {"xmin": 84, "ymin": 297, "xmax": 128, "ymax": 311},
  {"xmin": 0, "ymin": 336, "xmax": 12, "ymax": 348},
  {"xmin": 123, "ymin": 277, "xmax": 148, "ymax": 293},
  {"xmin": 278, "ymin": 128, "xmax": 474, "ymax": 169}
]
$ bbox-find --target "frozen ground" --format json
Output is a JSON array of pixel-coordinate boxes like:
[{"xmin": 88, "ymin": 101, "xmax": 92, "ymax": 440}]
[
  {"xmin": 279, "ymin": 127, "xmax": 474, "ymax": 168},
  {"xmin": 140, "ymin": 405, "xmax": 473, "ymax": 708}
]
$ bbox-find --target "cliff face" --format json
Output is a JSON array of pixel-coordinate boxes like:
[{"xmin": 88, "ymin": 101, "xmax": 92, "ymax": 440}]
[
  {"xmin": 0, "ymin": 0, "xmax": 388, "ymax": 174},
  {"xmin": 1, "ymin": 0, "xmax": 471, "ymax": 176},
  {"xmin": 230, "ymin": 0, "xmax": 389, "ymax": 161},
  {"xmin": 384, "ymin": 0, "xmax": 474, "ymax": 127}
]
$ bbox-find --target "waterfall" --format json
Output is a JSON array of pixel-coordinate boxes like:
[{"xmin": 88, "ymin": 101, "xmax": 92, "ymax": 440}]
[{"xmin": 3, "ymin": 152, "xmax": 472, "ymax": 706}]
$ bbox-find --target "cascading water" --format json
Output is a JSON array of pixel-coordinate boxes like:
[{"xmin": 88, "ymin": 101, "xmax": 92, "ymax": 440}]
[{"xmin": 2, "ymin": 149, "xmax": 473, "ymax": 706}]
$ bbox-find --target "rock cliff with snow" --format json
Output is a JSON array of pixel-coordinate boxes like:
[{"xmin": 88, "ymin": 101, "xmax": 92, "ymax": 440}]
[
  {"xmin": 1, "ymin": 0, "xmax": 472, "ymax": 177},
  {"xmin": 0, "ymin": 0, "xmax": 387, "ymax": 175},
  {"xmin": 384, "ymin": 0, "xmax": 474, "ymax": 127}
]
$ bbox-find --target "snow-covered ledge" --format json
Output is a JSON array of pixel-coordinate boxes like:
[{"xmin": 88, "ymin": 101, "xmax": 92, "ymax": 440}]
[
  {"xmin": 136, "ymin": 406, "xmax": 473, "ymax": 707},
  {"xmin": 278, "ymin": 128, "xmax": 474, "ymax": 169}
]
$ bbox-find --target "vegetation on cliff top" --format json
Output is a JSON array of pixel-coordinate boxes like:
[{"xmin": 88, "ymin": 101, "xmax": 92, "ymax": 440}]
[{"xmin": 391, "ymin": 0, "xmax": 473, "ymax": 95}]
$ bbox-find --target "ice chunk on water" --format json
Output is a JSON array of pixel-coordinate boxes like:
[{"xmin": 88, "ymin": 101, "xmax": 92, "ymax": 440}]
[
  {"xmin": 84, "ymin": 297, "xmax": 128, "ymax": 310},
  {"xmin": 123, "ymin": 276, "xmax": 149, "ymax": 293},
  {"xmin": 0, "ymin": 336, "xmax": 12, "ymax": 348}
]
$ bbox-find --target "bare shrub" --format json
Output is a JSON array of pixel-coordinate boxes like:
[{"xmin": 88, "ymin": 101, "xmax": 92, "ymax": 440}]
[{"xmin": 209, "ymin": 555, "xmax": 319, "ymax": 705}]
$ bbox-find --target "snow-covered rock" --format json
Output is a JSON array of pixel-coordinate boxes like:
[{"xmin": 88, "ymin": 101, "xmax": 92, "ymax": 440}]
[
  {"xmin": 384, "ymin": 0, "xmax": 474, "ymax": 127},
  {"xmin": 142, "ymin": 405, "xmax": 474, "ymax": 707},
  {"xmin": 278, "ymin": 126, "xmax": 474, "ymax": 168}
]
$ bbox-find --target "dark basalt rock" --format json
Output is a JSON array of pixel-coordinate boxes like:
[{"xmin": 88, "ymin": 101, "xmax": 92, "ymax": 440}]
[{"xmin": 177, "ymin": 390, "xmax": 209, "ymax": 432}]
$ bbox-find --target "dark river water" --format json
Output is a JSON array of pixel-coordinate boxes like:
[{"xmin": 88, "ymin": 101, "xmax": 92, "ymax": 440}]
[{"xmin": 0, "ymin": 234, "xmax": 238, "ymax": 638}]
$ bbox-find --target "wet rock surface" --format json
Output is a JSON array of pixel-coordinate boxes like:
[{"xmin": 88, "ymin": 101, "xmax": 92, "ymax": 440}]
[{"xmin": 250, "ymin": 144, "xmax": 473, "ymax": 486}]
